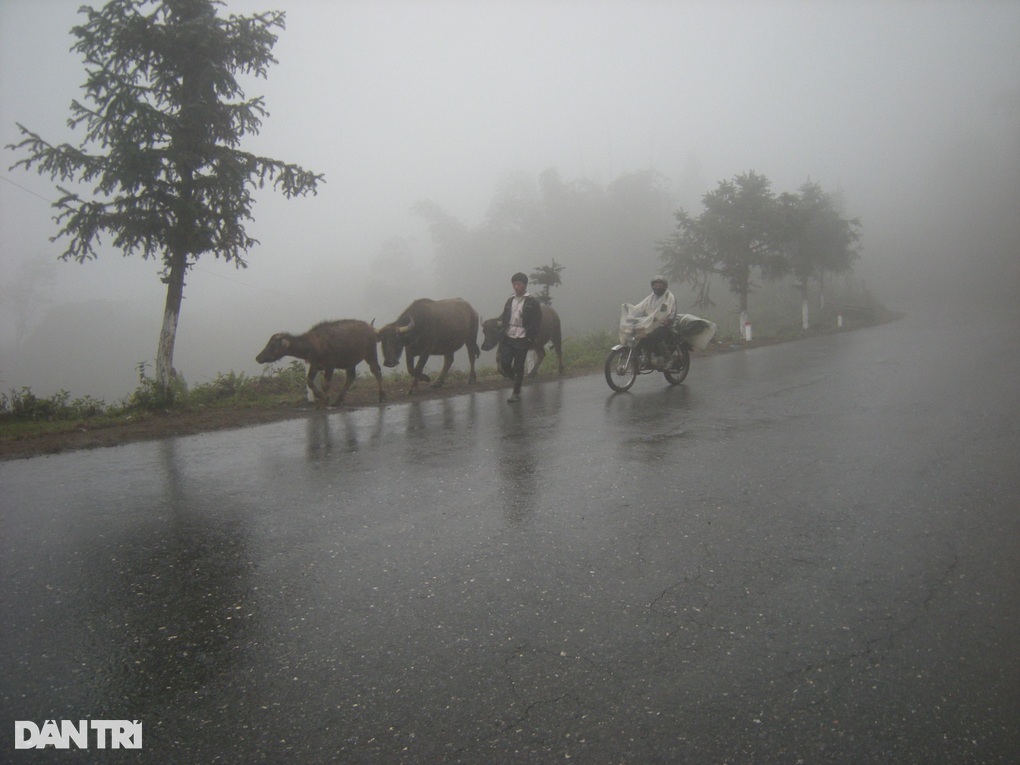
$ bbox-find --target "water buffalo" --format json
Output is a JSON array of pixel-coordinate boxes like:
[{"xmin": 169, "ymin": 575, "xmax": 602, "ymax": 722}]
[
  {"xmin": 255, "ymin": 319, "xmax": 384, "ymax": 406},
  {"xmin": 377, "ymin": 298, "xmax": 480, "ymax": 394},
  {"xmin": 481, "ymin": 304, "xmax": 564, "ymax": 377}
]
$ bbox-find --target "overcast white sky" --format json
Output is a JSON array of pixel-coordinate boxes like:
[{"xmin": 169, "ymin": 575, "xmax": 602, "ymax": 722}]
[{"xmin": 1, "ymin": 0, "xmax": 1018, "ymax": 399}]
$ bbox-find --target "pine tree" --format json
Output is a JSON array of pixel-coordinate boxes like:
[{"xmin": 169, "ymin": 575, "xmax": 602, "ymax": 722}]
[
  {"xmin": 529, "ymin": 259, "xmax": 565, "ymax": 305},
  {"xmin": 7, "ymin": 0, "xmax": 323, "ymax": 400}
]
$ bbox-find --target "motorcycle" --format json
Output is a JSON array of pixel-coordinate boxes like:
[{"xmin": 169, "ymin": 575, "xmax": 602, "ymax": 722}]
[{"xmin": 604, "ymin": 304, "xmax": 716, "ymax": 392}]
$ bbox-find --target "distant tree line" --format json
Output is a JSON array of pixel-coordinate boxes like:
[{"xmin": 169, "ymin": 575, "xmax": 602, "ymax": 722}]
[
  {"xmin": 658, "ymin": 171, "xmax": 860, "ymax": 333},
  {"xmin": 415, "ymin": 168, "xmax": 860, "ymax": 334},
  {"xmin": 414, "ymin": 167, "xmax": 678, "ymax": 329}
]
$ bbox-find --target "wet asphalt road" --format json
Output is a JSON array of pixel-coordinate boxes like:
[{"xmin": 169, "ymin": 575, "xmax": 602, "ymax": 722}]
[{"xmin": 2, "ymin": 301, "xmax": 1019, "ymax": 764}]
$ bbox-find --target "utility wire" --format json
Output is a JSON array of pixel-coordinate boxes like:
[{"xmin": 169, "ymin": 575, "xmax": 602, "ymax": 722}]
[{"xmin": 1, "ymin": 174, "xmax": 57, "ymax": 205}]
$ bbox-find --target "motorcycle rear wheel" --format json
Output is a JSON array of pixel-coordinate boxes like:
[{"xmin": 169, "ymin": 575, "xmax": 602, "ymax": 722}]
[
  {"xmin": 663, "ymin": 345, "xmax": 691, "ymax": 385},
  {"xmin": 605, "ymin": 347, "xmax": 637, "ymax": 392}
]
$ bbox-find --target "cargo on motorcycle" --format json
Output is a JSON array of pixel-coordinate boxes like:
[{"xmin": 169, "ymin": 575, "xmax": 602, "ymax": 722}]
[{"xmin": 604, "ymin": 276, "xmax": 716, "ymax": 392}]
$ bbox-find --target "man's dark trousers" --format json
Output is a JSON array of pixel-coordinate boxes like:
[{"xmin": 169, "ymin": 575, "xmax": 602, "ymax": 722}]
[{"xmin": 499, "ymin": 337, "xmax": 530, "ymax": 395}]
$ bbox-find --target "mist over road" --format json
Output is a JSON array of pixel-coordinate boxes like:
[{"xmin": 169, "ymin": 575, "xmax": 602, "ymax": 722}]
[{"xmin": 2, "ymin": 299, "xmax": 1018, "ymax": 762}]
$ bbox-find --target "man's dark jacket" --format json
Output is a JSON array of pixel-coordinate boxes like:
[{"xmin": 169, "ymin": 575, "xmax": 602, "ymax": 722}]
[{"xmin": 500, "ymin": 295, "xmax": 542, "ymax": 343}]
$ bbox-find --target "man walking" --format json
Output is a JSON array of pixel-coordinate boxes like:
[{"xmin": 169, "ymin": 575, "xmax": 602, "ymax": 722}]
[{"xmin": 498, "ymin": 272, "xmax": 542, "ymax": 403}]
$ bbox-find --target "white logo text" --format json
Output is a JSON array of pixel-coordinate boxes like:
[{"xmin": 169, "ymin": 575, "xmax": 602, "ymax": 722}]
[{"xmin": 15, "ymin": 720, "xmax": 142, "ymax": 750}]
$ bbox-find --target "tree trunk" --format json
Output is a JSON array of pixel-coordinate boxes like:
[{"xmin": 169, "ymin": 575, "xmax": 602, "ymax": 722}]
[
  {"xmin": 739, "ymin": 285, "xmax": 749, "ymax": 340},
  {"xmin": 800, "ymin": 282, "xmax": 810, "ymax": 330},
  {"xmin": 156, "ymin": 250, "xmax": 187, "ymax": 399}
]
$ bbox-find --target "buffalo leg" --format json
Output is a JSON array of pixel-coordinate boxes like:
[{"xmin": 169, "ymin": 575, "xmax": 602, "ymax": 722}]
[
  {"xmin": 409, "ymin": 355, "xmax": 430, "ymax": 394},
  {"xmin": 367, "ymin": 361, "xmax": 385, "ymax": 402},
  {"xmin": 467, "ymin": 339, "xmax": 479, "ymax": 383},
  {"xmin": 320, "ymin": 368, "xmax": 335, "ymax": 406},
  {"xmin": 334, "ymin": 368, "xmax": 356, "ymax": 403},
  {"xmin": 364, "ymin": 346, "xmax": 386, "ymax": 403},
  {"xmin": 529, "ymin": 346, "xmax": 546, "ymax": 377},
  {"xmin": 433, "ymin": 353, "xmax": 455, "ymax": 387},
  {"xmin": 407, "ymin": 354, "xmax": 431, "ymax": 385},
  {"xmin": 307, "ymin": 364, "xmax": 325, "ymax": 403}
]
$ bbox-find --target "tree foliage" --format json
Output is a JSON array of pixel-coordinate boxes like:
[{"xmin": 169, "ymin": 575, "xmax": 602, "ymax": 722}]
[
  {"xmin": 657, "ymin": 171, "xmax": 786, "ymax": 312},
  {"xmin": 779, "ymin": 180, "xmax": 861, "ymax": 291},
  {"xmin": 658, "ymin": 171, "xmax": 861, "ymax": 320},
  {"xmin": 529, "ymin": 259, "xmax": 565, "ymax": 305},
  {"xmin": 6, "ymin": 0, "xmax": 323, "ymax": 397}
]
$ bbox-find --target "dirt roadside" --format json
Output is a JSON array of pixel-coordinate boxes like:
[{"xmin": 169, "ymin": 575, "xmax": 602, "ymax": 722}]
[
  {"xmin": 0, "ymin": 372, "xmax": 523, "ymax": 462},
  {"xmin": 0, "ymin": 320, "xmax": 893, "ymax": 462}
]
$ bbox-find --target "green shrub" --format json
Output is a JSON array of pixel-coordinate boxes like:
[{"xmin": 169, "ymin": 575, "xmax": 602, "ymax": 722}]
[
  {"xmin": 0, "ymin": 387, "xmax": 63, "ymax": 421},
  {"xmin": 252, "ymin": 360, "xmax": 307, "ymax": 397},
  {"xmin": 126, "ymin": 361, "xmax": 186, "ymax": 411},
  {"xmin": 562, "ymin": 330, "xmax": 616, "ymax": 370},
  {"xmin": 189, "ymin": 370, "xmax": 256, "ymax": 405},
  {"xmin": 0, "ymin": 387, "xmax": 109, "ymax": 422},
  {"xmin": 69, "ymin": 394, "xmax": 107, "ymax": 419},
  {"xmin": 187, "ymin": 362, "xmax": 307, "ymax": 405}
]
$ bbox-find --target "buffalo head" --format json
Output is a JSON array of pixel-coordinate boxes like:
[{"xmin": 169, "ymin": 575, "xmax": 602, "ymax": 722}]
[
  {"xmin": 376, "ymin": 317, "xmax": 415, "ymax": 367},
  {"xmin": 480, "ymin": 318, "xmax": 504, "ymax": 351},
  {"xmin": 256, "ymin": 333, "xmax": 290, "ymax": 364}
]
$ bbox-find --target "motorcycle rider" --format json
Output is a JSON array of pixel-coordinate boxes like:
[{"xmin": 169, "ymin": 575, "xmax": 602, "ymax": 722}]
[{"xmin": 632, "ymin": 275, "xmax": 677, "ymax": 367}]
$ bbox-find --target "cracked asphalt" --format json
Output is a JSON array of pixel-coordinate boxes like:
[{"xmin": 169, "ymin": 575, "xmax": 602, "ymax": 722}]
[{"xmin": 2, "ymin": 298, "xmax": 1018, "ymax": 763}]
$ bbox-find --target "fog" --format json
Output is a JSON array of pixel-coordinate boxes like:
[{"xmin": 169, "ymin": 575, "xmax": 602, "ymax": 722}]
[{"xmin": 2, "ymin": 0, "xmax": 1018, "ymax": 402}]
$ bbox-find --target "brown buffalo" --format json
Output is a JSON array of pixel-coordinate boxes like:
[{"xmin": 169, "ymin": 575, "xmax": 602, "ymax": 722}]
[
  {"xmin": 255, "ymin": 319, "xmax": 384, "ymax": 405},
  {"xmin": 377, "ymin": 298, "xmax": 480, "ymax": 394},
  {"xmin": 481, "ymin": 304, "xmax": 564, "ymax": 377}
]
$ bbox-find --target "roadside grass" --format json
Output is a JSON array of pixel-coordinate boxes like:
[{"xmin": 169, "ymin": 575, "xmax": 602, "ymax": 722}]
[{"xmin": 0, "ymin": 361, "xmax": 312, "ymax": 440}]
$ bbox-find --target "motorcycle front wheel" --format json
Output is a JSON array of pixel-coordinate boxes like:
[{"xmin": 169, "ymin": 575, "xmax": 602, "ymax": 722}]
[
  {"xmin": 663, "ymin": 345, "xmax": 691, "ymax": 385},
  {"xmin": 605, "ymin": 347, "xmax": 637, "ymax": 392}
]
